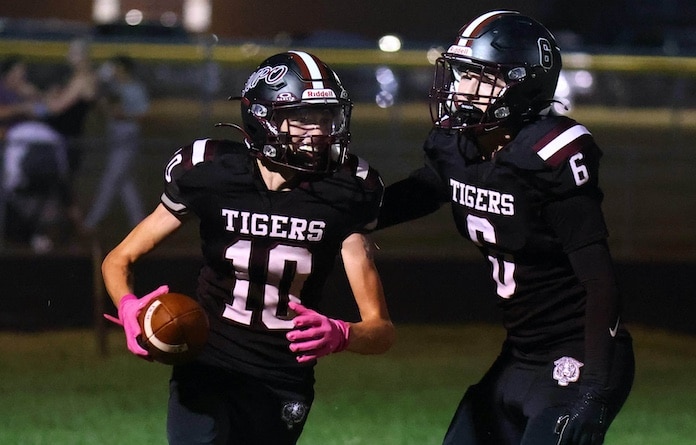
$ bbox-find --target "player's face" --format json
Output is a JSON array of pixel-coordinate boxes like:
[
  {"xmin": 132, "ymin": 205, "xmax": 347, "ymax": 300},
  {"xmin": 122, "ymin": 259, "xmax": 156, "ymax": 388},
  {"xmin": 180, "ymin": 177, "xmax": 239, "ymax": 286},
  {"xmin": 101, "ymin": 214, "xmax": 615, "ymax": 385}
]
[
  {"xmin": 453, "ymin": 66, "xmax": 506, "ymax": 113},
  {"xmin": 278, "ymin": 107, "xmax": 339, "ymax": 156},
  {"xmin": 280, "ymin": 108, "xmax": 336, "ymax": 141},
  {"xmin": 274, "ymin": 106, "xmax": 342, "ymax": 172}
]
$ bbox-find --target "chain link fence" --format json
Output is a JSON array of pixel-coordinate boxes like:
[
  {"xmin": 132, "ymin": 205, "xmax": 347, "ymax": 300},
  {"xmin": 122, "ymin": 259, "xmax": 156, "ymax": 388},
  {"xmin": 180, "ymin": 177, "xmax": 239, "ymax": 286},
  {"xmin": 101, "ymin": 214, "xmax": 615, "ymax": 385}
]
[{"xmin": 2, "ymin": 41, "xmax": 696, "ymax": 260}]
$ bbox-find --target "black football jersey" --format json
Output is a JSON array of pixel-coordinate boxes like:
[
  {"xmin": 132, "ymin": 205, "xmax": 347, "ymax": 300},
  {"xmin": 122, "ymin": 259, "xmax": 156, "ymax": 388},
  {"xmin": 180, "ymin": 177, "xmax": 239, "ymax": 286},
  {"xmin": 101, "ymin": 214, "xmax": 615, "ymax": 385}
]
[
  {"xmin": 160, "ymin": 139, "xmax": 384, "ymax": 383},
  {"xmin": 422, "ymin": 116, "xmax": 608, "ymax": 353}
]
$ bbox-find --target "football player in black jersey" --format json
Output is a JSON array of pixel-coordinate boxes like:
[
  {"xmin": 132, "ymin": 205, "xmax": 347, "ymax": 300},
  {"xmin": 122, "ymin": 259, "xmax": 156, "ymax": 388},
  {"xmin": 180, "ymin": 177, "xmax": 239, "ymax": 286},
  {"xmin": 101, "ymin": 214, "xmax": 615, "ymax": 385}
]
[
  {"xmin": 101, "ymin": 51, "xmax": 395, "ymax": 444},
  {"xmin": 377, "ymin": 10, "xmax": 634, "ymax": 445}
]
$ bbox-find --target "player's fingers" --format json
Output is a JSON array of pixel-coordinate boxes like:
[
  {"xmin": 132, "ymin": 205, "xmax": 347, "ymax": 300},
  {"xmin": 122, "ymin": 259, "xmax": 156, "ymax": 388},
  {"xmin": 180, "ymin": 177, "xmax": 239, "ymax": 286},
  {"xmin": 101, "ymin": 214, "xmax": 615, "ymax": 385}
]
[
  {"xmin": 291, "ymin": 314, "xmax": 323, "ymax": 329},
  {"xmin": 287, "ymin": 326, "xmax": 323, "ymax": 341},
  {"xmin": 288, "ymin": 301, "xmax": 310, "ymax": 314},
  {"xmin": 132, "ymin": 336, "xmax": 154, "ymax": 361},
  {"xmin": 294, "ymin": 344, "xmax": 333, "ymax": 363},
  {"xmin": 139, "ymin": 285, "xmax": 170, "ymax": 307},
  {"xmin": 285, "ymin": 328, "xmax": 323, "ymax": 342},
  {"xmin": 295, "ymin": 353, "xmax": 318, "ymax": 363},
  {"xmin": 126, "ymin": 336, "xmax": 151, "ymax": 358},
  {"xmin": 133, "ymin": 348, "xmax": 151, "ymax": 358},
  {"xmin": 103, "ymin": 313, "xmax": 123, "ymax": 326},
  {"xmin": 287, "ymin": 332, "xmax": 324, "ymax": 349}
]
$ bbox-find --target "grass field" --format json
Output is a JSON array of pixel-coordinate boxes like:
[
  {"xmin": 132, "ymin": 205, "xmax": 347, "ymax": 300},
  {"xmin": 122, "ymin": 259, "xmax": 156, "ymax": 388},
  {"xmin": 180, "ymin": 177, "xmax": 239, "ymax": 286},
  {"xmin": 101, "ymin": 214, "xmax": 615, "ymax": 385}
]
[{"xmin": 0, "ymin": 324, "xmax": 693, "ymax": 444}]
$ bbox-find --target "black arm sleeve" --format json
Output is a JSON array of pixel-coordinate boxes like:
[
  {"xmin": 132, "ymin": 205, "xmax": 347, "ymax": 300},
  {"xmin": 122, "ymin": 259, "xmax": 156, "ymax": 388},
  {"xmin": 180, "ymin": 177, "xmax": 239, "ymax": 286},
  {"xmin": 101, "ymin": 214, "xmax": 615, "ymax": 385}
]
[
  {"xmin": 375, "ymin": 165, "xmax": 448, "ymax": 230},
  {"xmin": 544, "ymin": 193, "xmax": 619, "ymax": 389},
  {"xmin": 567, "ymin": 240, "xmax": 621, "ymax": 389}
]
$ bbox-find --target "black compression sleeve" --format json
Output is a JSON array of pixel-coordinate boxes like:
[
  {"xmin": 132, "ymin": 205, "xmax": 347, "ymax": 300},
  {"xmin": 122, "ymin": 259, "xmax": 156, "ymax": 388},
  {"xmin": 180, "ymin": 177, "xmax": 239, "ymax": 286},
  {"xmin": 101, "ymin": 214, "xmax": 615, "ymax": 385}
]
[
  {"xmin": 567, "ymin": 241, "xmax": 621, "ymax": 389},
  {"xmin": 376, "ymin": 167, "xmax": 447, "ymax": 230}
]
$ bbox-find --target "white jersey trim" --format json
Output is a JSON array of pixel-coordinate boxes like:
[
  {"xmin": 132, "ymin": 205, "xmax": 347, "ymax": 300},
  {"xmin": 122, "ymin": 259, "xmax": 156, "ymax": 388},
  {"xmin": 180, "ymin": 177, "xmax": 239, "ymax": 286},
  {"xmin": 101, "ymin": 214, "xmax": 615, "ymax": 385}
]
[
  {"xmin": 536, "ymin": 125, "xmax": 591, "ymax": 161},
  {"xmin": 356, "ymin": 156, "xmax": 370, "ymax": 180},
  {"xmin": 161, "ymin": 192, "xmax": 187, "ymax": 214},
  {"xmin": 192, "ymin": 139, "xmax": 209, "ymax": 165}
]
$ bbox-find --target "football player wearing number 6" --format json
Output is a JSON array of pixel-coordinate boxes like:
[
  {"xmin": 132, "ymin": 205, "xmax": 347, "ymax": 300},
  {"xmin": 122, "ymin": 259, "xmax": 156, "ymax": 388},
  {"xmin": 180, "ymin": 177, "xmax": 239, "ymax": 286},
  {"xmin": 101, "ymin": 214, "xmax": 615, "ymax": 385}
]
[
  {"xmin": 377, "ymin": 11, "xmax": 634, "ymax": 445},
  {"xmin": 101, "ymin": 51, "xmax": 394, "ymax": 444}
]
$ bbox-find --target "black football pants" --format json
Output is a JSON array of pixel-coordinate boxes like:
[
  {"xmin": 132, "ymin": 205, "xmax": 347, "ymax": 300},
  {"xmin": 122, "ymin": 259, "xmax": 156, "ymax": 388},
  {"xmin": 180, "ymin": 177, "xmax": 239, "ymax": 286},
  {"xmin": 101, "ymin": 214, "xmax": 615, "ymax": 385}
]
[
  {"xmin": 442, "ymin": 334, "xmax": 634, "ymax": 445},
  {"xmin": 167, "ymin": 362, "xmax": 314, "ymax": 445}
]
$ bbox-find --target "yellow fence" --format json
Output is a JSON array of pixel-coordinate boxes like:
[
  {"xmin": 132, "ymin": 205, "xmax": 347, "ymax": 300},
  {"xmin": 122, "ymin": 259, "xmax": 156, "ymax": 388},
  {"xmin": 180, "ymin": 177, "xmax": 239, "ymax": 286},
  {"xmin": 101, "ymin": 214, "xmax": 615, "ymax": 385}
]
[{"xmin": 2, "ymin": 38, "xmax": 696, "ymax": 73}]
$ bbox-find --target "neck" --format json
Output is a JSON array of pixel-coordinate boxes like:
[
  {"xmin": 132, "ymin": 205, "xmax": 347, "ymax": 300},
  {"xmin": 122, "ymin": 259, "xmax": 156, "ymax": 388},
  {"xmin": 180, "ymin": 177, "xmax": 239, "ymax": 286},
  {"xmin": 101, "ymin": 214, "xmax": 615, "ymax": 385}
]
[
  {"xmin": 257, "ymin": 158, "xmax": 299, "ymax": 191},
  {"xmin": 474, "ymin": 126, "xmax": 516, "ymax": 159}
]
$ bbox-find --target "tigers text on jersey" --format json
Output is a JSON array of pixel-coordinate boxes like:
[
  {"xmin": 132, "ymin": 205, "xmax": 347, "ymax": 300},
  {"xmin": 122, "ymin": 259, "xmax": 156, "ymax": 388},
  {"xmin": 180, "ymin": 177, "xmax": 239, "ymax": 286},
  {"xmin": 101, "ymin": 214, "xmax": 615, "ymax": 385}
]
[
  {"xmin": 423, "ymin": 116, "xmax": 608, "ymax": 354},
  {"xmin": 161, "ymin": 139, "xmax": 383, "ymax": 384}
]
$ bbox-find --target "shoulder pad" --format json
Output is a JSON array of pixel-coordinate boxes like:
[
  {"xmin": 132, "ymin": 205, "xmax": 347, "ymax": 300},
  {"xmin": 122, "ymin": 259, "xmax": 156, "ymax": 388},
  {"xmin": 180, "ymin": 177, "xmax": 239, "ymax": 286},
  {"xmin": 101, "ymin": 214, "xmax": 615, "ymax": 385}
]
[
  {"xmin": 530, "ymin": 116, "xmax": 594, "ymax": 168},
  {"xmin": 499, "ymin": 116, "xmax": 598, "ymax": 171},
  {"xmin": 515, "ymin": 116, "xmax": 603, "ymax": 195},
  {"xmin": 164, "ymin": 139, "xmax": 247, "ymax": 183},
  {"xmin": 339, "ymin": 154, "xmax": 384, "ymax": 192},
  {"xmin": 161, "ymin": 139, "xmax": 250, "ymax": 216}
]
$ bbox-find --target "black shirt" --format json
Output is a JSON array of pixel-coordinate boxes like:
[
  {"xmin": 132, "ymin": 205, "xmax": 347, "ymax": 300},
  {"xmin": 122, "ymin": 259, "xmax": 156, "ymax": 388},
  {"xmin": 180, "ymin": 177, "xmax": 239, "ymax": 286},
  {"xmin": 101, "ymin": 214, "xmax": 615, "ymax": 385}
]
[
  {"xmin": 161, "ymin": 139, "xmax": 384, "ymax": 384},
  {"xmin": 380, "ymin": 116, "xmax": 624, "ymax": 383}
]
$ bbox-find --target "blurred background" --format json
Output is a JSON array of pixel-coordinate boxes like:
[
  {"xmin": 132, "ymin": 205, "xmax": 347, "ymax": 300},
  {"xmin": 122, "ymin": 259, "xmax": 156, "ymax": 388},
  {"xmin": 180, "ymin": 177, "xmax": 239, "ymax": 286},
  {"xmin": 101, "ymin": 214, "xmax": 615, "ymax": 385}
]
[{"xmin": 1, "ymin": 0, "xmax": 695, "ymax": 334}]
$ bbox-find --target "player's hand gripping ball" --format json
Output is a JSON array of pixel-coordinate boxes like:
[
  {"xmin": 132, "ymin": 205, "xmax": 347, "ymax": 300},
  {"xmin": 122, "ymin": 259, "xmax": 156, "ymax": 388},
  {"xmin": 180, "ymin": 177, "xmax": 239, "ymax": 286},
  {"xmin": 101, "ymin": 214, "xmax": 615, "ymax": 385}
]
[{"xmin": 137, "ymin": 292, "xmax": 209, "ymax": 365}]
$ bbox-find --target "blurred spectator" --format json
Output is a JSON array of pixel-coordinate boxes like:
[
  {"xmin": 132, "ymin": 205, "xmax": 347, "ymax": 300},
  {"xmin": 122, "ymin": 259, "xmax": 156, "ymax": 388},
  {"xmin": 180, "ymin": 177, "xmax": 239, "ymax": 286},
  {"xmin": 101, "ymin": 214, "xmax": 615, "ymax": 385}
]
[
  {"xmin": 0, "ymin": 55, "xmax": 42, "ymax": 139},
  {"xmin": 43, "ymin": 39, "xmax": 99, "ymax": 235},
  {"xmin": 82, "ymin": 55, "xmax": 148, "ymax": 234},
  {"xmin": 2, "ymin": 120, "xmax": 69, "ymax": 252},
  {"xmin": 44, "ymin": 39, "xmax": 98, "ymax": 158},
  {"xmin": 1, "ymin": 55, "xmax": 70, "ymax": 252}
]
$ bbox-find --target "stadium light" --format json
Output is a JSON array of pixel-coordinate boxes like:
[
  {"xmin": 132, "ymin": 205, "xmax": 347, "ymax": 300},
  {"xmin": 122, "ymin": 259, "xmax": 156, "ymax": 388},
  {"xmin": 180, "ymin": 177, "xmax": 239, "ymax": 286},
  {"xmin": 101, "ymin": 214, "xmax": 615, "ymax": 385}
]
[
  {"xmin": 93, "ymin": 0, "xmax": 119, "ymax": 23},
  {"xmin": 378, "ymin": 35, "xmax": 402, "ymax": 53},
  {"xmin": 183, "ymin": 0, "xmax": 212, "ymax": 33},
  {"xmin": 124, "ymin": 9, "xmax": 144, "ymax": 26}
]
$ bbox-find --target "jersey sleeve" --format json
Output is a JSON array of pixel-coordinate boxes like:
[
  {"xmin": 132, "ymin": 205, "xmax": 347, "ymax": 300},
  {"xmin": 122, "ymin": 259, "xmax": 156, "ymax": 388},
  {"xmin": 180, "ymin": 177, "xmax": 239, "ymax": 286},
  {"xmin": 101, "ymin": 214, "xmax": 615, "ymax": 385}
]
[
  {"xmin": 377, "ymin": 166, "xmax": 445, "ymax": 230},
  {"xmin": 353, "ymin": 155, "xmax": 385, "ymax": 232},
  {"xmin": 525, "ymin": 117, "xmax": 609, "ymax": 251},
  {"xmin": 376, "ymin": 129, "xmax": 455, "ymax": 230},
  {"xmin": 530, "ymin": 117, "xmax": 603, "ymax": 197},
  {"xmin": 160, "ymin": 138, "xmax": 233, "ymax": 217}
]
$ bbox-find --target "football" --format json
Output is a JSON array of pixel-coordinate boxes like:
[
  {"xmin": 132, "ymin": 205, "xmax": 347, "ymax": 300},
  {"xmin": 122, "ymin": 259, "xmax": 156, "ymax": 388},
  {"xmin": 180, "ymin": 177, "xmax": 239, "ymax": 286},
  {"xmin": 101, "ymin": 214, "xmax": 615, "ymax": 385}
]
[{"xmin": 137, "ymin": 292, "xmax": 209, "ymax": 365}]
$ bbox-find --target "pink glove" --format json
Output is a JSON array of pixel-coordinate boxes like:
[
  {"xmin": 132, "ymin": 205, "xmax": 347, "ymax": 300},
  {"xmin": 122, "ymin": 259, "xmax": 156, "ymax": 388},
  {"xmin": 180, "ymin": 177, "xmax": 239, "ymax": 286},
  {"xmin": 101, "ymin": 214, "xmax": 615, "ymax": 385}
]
[
  {"xmin": 285, "ymin": 301, "xmax": 350, "ymax": 363},
  {"xmin": 104, "ymin": 285, "xmax": 169, "ymax": 359}
]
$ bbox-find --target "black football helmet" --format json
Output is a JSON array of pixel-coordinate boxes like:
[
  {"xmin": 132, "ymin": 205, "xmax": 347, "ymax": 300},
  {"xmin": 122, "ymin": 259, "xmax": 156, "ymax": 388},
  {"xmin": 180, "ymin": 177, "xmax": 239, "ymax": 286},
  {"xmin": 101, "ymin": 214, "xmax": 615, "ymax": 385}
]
[
  {"xmin": 430, "ymin": 10, "xmax": 562, "ymax": 132},
  {"xmin": 235, "ymin": 51, "xmax": 352, "ymax": 174}
]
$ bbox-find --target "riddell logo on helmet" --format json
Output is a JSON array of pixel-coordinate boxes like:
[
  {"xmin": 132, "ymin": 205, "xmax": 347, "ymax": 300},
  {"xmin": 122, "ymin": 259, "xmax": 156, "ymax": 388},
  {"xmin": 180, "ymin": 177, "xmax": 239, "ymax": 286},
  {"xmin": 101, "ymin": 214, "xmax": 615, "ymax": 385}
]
[
  {"xmin": 302, "ymin": 89, "xmax": 337, "ymax": 99},
  {"xmin": 447, "ymin": 45, "xmax": 473, "ymax": 57}
]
